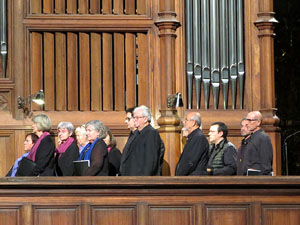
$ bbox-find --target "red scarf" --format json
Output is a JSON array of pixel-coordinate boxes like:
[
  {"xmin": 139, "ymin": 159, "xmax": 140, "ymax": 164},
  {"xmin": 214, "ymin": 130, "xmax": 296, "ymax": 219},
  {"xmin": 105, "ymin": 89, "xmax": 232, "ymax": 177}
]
[
  {"xmin": 27, "ymin": 132, "xmax": 50, "ymax": 161},
  {"xmin": 56, "ymin": 137, "xmax": 74, "ymax": 158}
]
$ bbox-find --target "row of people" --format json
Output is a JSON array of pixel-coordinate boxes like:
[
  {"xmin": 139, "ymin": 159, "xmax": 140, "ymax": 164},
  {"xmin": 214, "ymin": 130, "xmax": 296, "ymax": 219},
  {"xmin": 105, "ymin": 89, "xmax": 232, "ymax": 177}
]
[{"xmin": 7, "ymin": 105, "xmax": 273, "ymax": 176}]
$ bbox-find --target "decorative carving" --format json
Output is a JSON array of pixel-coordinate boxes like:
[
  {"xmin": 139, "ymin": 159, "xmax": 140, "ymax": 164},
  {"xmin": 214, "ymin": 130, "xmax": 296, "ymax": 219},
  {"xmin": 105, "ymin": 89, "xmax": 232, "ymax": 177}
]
[{"xmin": 0, "ymin": 94, "xmax": 8, "ymax": 111}]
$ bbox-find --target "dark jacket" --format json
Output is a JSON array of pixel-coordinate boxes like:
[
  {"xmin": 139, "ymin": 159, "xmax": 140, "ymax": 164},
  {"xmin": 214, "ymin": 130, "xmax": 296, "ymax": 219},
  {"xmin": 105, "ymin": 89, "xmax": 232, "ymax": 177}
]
[
  {"xmin": 120, "ymin": 125, "xmax": 163, "ymax": 176},
  {"xmin": 108, "ymin": 147, "xmax": 122, "ymax": 176},
  {"xmin": 175, "ymin": 129, "xmax": 209, "ymax": 176},
  {"xmin": 55, "ymin": 141, "xmax": 79, "ymax": 176}
]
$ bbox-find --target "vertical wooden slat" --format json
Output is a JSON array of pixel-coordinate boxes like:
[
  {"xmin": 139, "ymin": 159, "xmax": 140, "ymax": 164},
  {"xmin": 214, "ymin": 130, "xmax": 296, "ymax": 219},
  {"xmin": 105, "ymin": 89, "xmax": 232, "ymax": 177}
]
[
  {"xmin": 67, "ymin": 0, "xmax": 77, "ymax": 14},
  {"xmin": 137, "ymin": 0, "xmax": 146, "ymax": 15},
  {"xmin": 67, "ymin": 32, "xmax": 79, "ymax": 111},
  {"xmin": 55, "ymin": 0, "xmax": 66, "ymax": 13},
  {"xmin": 90, "ymin": 0, "xmax": 100, "ymax": 14},
  {"xmin": 91, "ymin": 33, "xmax": 102, "ymax": 111},
  {"xmin": 114, "ymin": 33, "xmax": 125, "ymax": 110},
  {"xmin": 30, "ymin": 0, "xmax": 42, "ymax": 14},
  {"xmin": 102, "ymin": 33, "xmax": 113, "ymax": 110},
  {"xmin": 79, "ymin": 33, "xmax": 90, "ymax": 110},
  {"xmin": 125, "ymin": 0, "xmax": 136, "ymax": 15},
  {"xmin": 78, "ymin": 0, "xmax": 88, "ymax": 13},
  {"xmin": 114, "ymin": 0, "xmax": 124, "ymax": 14},
  {"xmin": 43, "ymin": 32, "xmax": 55, "ymax": 110},
  {"xmin": 31, "ymin": 32, "xmax": 43, "ymax": 111},
  {"xmin": 55, "ymin": 32, "xmax": 67, "ymax": 111},
  {"xmin": 102, "ymin": 0, "xmax": 112, "ymax": 14},
  {"xmin": 43, "ymin": 0, "xmax": 54, "ymax": 13},
  {"xmin": 125, "ymin": 33, "xmax": 136, "ymax": 108},
  {"xmin": 137, "ymin": 33, "xmax": 149, "ymax": 106}
]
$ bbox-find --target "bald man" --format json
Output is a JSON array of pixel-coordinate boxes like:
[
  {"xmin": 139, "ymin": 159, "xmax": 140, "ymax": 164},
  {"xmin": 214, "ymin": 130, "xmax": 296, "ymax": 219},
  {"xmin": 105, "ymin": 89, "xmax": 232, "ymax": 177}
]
[
  {"xmin": 238, "ymin": 111, "xmax": 273, "ymax": 175},
  {"xmin": 175, "ymin": 112, "xmax": 209, "ymax": 176}
]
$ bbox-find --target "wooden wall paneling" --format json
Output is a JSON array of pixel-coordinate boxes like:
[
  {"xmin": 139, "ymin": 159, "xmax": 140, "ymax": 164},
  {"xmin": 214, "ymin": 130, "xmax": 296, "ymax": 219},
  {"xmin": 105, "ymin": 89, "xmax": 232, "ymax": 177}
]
[
  {"xmin": 262, "ymin": 206, "xmax": 300, "ymax": 225},
  {"xmin": 136, "ymin": 33, "xmax": 149, "ymax": 106},
  {"xmin": 67, "ymin": 0, "xmax": 77, "ymax": 14},
  {"xmin": 114, "ymin": 0, "xmax": 124, "ymax": 14},
  {"xmin": 31, "ymin": 32, "xmax": 43, "ymax": 111},
  {"xmin": 125, "ymin": 33, "xmax": 137, "ymax": 108},
  {"xmin": 78, "ymin": 0, "xmax": 88, "ymax": 14},
  {"xmin": 205, "ymin": 206, "xmax": 249, "ymax": 225},
  {"xmin": 102, "ymin": 0, "xmax": 112, "ymax": 14},
  {"xmin": 102, "ymin": 33, "xmax": 113, "ymax": 111},
  {"xmin": 33, "ymin": 205, "xmax": 80, "ymax": 225},
  {"xmin": 125, "ymin": 0, "xmax": 136, "ymax": 15},
  {"xmin": 67, "ymin": 32, "xmax": 79, "ymax": 111},
  {"xmin": 136, "ymin": 0, "xmax": 146, "ymax": 15},
  {"xmin": 44, "ymin": 32, "xmax": 55, "ymax": 110},
  {"xmin": 30, "ymin": 0, "xmax": 42, "ymax": 14},
  {"xmin": 137, "ymin": 202, "xmax": 147, "ymax": 225},
  {"xmin": 79, "ymin": 32, "xmax": 91, "ymax": 111},
  {"xmin": 149, "ymin": 207, "xmax": 193, "ymax": 225},
  {"xmin": 114, "ymin": 33, "xmax": 125, "ymax": 111},
  {"xmin": 21, "ymin": 204, "xmax": 33, "ymax": 225},
  {"xmin": 91, "ymin": 33, "xmax": 102, "ymax": 111},
  {"xmin": 91, "ymin": 206, "xmax": 136, "ymax": 225},
  {"xmin": 55, "ymin": 32, "xmax": 67, "ymax": 111},
  {"xmin": 90, "ymin": 0, "xmax": 100, "ymax": 14},
  {"xmin": 0, "ymin": 206, "xmax": 20, "ymax": 225},
  {"xmin": 43, "ymin": 0, "xmax": 54, "ymax": 14},
  {"xmin": 0, "ymin": 131, "xmax": 15, "ymax": 176},
  {"xmin": 55, "ymin": 0, "xmax": 66, "ymax": 14}
]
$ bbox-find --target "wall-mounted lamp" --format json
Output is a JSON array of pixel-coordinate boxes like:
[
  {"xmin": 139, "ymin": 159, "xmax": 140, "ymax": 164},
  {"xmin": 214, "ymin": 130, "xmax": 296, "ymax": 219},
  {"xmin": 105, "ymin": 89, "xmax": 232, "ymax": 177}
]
[
  {"xmin": 17, "ymin": 90, "xmax": 45, "ymax": 116},
  {"xmin": 167, "ymin": 92, "xmax": 183, "ymax": 108}
]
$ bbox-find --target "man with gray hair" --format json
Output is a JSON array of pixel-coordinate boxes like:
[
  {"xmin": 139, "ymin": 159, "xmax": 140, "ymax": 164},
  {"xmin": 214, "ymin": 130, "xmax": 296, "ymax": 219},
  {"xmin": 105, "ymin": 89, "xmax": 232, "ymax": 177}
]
[
  {"xmin": 120, "ymin": 105, "xmax": 164, "ymax": 176},
  {"xmin": 175, "ymin": 112, "xmax": 209, "ymax": 175}
]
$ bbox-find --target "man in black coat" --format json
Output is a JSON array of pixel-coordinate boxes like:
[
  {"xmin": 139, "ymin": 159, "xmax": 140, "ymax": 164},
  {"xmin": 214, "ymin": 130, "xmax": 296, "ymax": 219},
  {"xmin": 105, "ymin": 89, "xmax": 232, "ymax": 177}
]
[
  {"xmin": 120, "ymin": 105, "xmax": 164, "ymax": 176},
  {"xmin": 175, "ymin": 112, "xmax": 209, "ymax": 176}
]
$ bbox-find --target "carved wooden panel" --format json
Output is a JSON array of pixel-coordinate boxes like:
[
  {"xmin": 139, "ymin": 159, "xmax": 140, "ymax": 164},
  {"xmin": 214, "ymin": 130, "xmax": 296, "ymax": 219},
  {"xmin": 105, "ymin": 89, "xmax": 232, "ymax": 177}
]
[
  {"xmin": 149, "ymin": 206, "xmax": 193, "ymax": 225},
  {"xmin": 91, "ymin": 206, "xmax": 136, "ymax": 225},
  {"xmin": 0, "ymin": 206, "xmax": 20, "ymax": 225},
  {"xmin": 205, "ymin": 205, "xmax": 249, "ymax": 225},
  {"xmin": 33, "ymin": 205, "xmax": 80, "ymax": 225},
  {"xmin": 0, "ymin": 131, "xmax": 15, "ymax": 176},
  {"xmin": 262, "ymin": 205, "xmax": 300, "ymax": 225}
]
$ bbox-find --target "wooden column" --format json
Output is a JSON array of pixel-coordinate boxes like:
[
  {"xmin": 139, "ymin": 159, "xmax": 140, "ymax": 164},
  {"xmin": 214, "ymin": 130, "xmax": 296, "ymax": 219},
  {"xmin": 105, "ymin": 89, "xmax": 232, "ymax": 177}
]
[
  {"xmin": 155, "ymin": 0, "xmax": 181, "ymax": 176},
  {"xmin": 254, "ymin": 0, "xmax": 281, "ymax": 175}
]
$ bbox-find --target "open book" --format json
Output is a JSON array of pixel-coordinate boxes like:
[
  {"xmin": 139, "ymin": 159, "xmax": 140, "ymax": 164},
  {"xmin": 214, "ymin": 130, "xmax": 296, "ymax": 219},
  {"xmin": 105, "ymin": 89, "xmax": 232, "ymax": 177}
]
[{"xmin": 73, "ymin": 160, "xmax": 90, "ymax": 176}]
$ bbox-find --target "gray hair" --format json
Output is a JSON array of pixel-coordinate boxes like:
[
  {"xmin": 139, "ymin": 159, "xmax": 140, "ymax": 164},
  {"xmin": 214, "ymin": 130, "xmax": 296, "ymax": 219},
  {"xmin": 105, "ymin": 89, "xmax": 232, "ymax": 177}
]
[
  {"xmin": 57, "ymin": 122, "xmax": 74, "ymax": 133},
  {"xmin": 133, "ymin": 105, "xmax": 152, "ymax": 122},
  {"xmin": 85, "ymin": 120, "xmax": 106, "ymax": 139},
  {"xmin": 75, "ymin": 125, "xmax": 87, "ymax": 137},
  {"xmin": 32, "ymin": 114, "xmax": 52, "ymax": 132},
  {"xmin": 190, "ymin": 112, "xmax": 202, "ymax": 127}
]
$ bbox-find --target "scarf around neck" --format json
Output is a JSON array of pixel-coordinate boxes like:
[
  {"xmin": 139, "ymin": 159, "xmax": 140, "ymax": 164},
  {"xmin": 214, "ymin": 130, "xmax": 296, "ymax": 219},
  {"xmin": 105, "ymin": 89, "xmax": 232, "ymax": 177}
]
[
  {"xmin": 56, "ymin": 137, "xmax": 74, "ymax": 158},
  {"xmin": 78, "ymin": 138, "xmax": 99, "ymax": 160},
  {"xmin": 27, "ymin": 131, "xmax": 50, "ymax": 161}
]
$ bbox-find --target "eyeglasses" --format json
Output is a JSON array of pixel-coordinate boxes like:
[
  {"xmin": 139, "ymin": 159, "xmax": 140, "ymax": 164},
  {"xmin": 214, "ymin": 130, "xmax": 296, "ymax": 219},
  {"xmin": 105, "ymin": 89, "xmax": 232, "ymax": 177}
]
[
  {"xmin": 246, "ymin": 118, "xmax": 258, "ymax": 122},
  {"xmin": 58, "ymin": 129, "xmax": 69, "ymax": 134},
  {"xmin": 134, "ymin": 116, "xmax": 145, "ymax": 120},
  {"xmin": 183, "ymin": 118, "xmax": 194, "ymax": 122},
  {"xmin": 209, "ymin": 130, "xmax": 218, "ymax": 133}
]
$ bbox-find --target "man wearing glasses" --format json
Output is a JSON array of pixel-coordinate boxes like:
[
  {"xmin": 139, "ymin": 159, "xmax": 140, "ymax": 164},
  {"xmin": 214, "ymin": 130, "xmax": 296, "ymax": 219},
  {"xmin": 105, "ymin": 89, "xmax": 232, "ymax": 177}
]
[
  {"xmin": 238, "ymin": 111, "xmax": 273, "ymax": 175},
  {"xmin": 175, "ymin": 112, "xmax": 209, "ymax": 176},
  {"xmin": 120, "ymin": 105, "xmax": 164, "ymax": 176}
]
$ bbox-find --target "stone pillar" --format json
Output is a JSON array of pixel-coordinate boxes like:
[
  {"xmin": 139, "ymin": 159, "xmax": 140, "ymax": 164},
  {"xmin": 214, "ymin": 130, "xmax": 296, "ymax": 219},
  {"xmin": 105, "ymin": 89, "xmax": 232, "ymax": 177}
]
[
  {"xmin": 155, "ymin": 0, "xmax": 181, "ymax": 176},
  {"xmin": 255, "ymin": 0, "xmax": 281, "ymax": 175}
]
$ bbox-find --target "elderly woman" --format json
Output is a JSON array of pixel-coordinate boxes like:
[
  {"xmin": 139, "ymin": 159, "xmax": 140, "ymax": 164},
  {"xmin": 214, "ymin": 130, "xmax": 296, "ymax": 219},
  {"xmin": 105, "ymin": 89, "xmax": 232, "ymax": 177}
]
[
  {"xmin": 103, "ymin": 127, "xmax": 122, "ymax": 176},
  {"xmin": 16, "ymin": 114, "xmax": 55, "ymax": 176},
  {"xmin": 55, "ymin": 122, "xmax": 79, "ymax": 176},
  {"xmin": 78, "ymin": 120, "xmax": 109, "ymax": 176},
  {"xmin": 6, "ymin": 133, "xmax": 38, "ymax": 177},
  {"xmin": 75, "ymin": 125, "xmax": 89, "ymax": 154}
]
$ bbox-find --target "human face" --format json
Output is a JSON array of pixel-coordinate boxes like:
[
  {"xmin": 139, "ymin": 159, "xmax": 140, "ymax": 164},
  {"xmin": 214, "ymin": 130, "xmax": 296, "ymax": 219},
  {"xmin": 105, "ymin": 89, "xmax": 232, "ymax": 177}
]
[
  {"xmin": 103, "ymin": 134, "xmax": 110, "ymax": 146},
  {"xmin": 125, "ymin": 112, "xmax": 135, "ymax": 131},
  {"xmin": 24, "ymin": 135, "xmax": 34, "ymax": 151},
  {"xmin": 32, "ymin": 123, "xmax": 38, "ymax": 134},
  {"xmin": 245, "ymin": 112, "xmax": 260, "ymax": 132},
  {"xmin": 208, "ymin": 125, "xmax": 223, "ymax": 144},
  {"xmin": 86, "ymin": 125, "xmax": 100, "ymax": 142},
  {"xmin": 182, "ymin": 113, "xmax": 196, "ymax": 133},
  {"xmin": 58, "ymin": 128, "xmax": 72, "ymax": 142},
  {"xmin": 76, "ymin": 132, "xmax": 87, "ymax": 147},
  {"xmin": 240, "ymin": 120, "xmax": 250, "ymax": 137},
  {"xmin": 133, "ymin": 109, "xmax": 148, "ymax": 131}
]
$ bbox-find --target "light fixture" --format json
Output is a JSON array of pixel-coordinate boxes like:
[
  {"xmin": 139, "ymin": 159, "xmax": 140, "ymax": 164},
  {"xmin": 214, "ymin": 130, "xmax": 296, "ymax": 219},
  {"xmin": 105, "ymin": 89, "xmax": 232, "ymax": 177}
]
[
  {"xmin": 17, "ymin": 90, "xmax": 45, "ymax": 115},
  {"xmin": 167, "ymin": 92, "xmax": 184, "ymax": 108}
]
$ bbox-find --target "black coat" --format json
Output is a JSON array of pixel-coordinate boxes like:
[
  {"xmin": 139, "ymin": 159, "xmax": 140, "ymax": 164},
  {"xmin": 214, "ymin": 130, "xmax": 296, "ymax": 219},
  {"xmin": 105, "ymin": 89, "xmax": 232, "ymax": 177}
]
[
  {"xmin": 175, "ymin": 129, "xmax": 209, "ymax": 176},
  {"xmin": 108, "ymin": 147, "xmax": 122, "ymax": 176},
  {"xmin": 120, "ymin": 125, "xmax": 163, "ymax": 176},
  {"xmin": 55, "ymin": 141, "xmax": 79, "ymax": 176}
]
